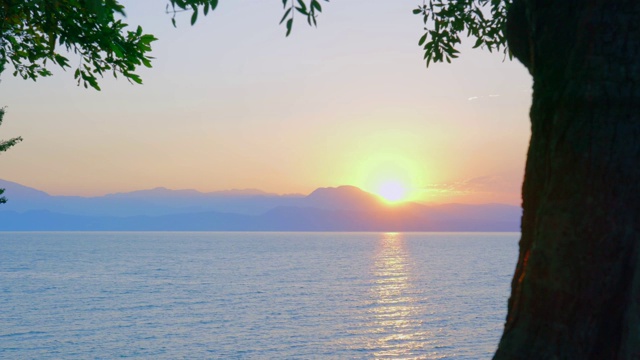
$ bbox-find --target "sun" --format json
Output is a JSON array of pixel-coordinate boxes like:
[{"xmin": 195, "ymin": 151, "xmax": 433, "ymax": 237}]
[{"xmin": 377, "ymin": 180, "xmax": 408, "ymax": 203}]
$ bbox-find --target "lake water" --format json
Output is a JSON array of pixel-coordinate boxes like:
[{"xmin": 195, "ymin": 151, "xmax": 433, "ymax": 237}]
[{"xmin": 0, "ymin": 232, "xmax": 519, "ymax": 359}]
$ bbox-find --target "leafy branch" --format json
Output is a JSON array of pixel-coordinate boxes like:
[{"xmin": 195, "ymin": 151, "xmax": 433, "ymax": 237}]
[
  {"xmin": 0, "ymin": 107, "xmax": 22, "ymax": 204},
  {"xmin": 413, "ymin": 0, "xmax": 510, "ymax": 66},
  {"xmin": 0, "ymin": 0, "xmax": 157, "ymax": 90},
  {"xmin": 0, "ymin": 0, "xmax": 512, "ymax": 90},
  {"xmin": 279, "ymin": 0, "xmax": 327, "ymax": 36},
  {"xmin": 166, "ymin": 0, "xmax": 219, "ymax": 27}
]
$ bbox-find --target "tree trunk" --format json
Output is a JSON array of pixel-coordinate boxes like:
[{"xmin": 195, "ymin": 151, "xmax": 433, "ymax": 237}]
[{"xmin": 495, "ymin": 0, "xmax": 640, "ymax": 358}]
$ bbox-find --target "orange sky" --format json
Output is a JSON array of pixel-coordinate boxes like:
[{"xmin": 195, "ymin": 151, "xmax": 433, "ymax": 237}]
[{"xmin": 0, "ymin": 0, "xmax": 532, "ymax": 205}]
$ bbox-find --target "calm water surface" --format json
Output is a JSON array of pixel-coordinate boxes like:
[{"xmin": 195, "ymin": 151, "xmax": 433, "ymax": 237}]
[{"xmin": 0, "ymin": 232, "xmax": 518, "ymax": 359}]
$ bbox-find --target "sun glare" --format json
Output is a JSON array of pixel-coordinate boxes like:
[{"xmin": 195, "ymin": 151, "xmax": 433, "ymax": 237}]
[{"xmin": 377, "ymin": 180, "xmax": 407, "ymax": 203}]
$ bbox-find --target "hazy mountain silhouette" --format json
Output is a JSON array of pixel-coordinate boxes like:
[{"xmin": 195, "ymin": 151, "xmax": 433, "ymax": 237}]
[
  {"xmin": 0, "ymin": 179, "xmax": 50, "ymax": 199},
  {"xmin": 0, "ymin": 179, "xmax": 521, "ymax": 231},
  {"xmin": 0, "ymin": 179, "xmax": 304, "ymax": 216}
]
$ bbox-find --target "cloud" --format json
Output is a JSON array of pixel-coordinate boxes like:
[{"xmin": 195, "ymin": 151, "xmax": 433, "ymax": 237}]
[
  {"xmin": 467, "ymin": 94, "xmax": 501, "ymax": 101},
  {"xmin": 418, "ymin": 174, "xmax": 522, "ymax": 204}
]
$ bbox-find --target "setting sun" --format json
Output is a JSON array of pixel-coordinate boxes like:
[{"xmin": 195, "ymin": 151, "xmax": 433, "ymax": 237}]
[{"xmin": 377, "ymin": 180, "xmax": 408, "ymax": 203}]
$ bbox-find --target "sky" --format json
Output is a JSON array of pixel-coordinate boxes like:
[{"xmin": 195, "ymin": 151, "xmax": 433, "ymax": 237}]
[{"xmin": 0, "ymin": 0, "xmax": 532, "ymax": 205}]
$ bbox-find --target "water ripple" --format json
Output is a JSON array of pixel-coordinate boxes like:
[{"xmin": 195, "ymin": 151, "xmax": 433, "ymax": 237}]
[{"xmin": 0, "ymin": 231, "xmax": 518, "ymax": 359}]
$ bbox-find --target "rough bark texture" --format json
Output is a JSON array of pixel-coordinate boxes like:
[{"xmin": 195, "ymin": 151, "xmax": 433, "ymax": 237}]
[{"xmin": 495, "ymin": 0, "xmax": 640, "ymax": 358}]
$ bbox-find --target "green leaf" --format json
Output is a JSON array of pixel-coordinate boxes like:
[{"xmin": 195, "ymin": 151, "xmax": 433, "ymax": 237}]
[
  {"xmin": 190, "ymin": 9, "xmax": 198, "ymax": 25},
  {"xmin": 141, "ymin": 34, "xmax": 157, "ymax": 43},
  {"xmin": 418, "ymin": 33, "xmax": 428, "ymax": 46},
  {"xmin": 311, "ymin": 0, "xmax": 322, "ymax": 12},
  {"xmin": 127, "ymin": 73, "xmax": 143, "ymax": 84},
  {"xmin": 141, "ymin": 57, "xmax": 152, "ymax": 68},
  {"xmin": 110, "ymin": 43, "xmax": 124, "ymax": 58},
  {"xmin": 280, "ymin": 8, "xmax": 292, "ymax": 25},
  {"xmin": 54, "ymin": 54, "xmax": 70, "ymax": 68},
  {"xmin": 296, "ymin": 0, "xmax": 307, "ymax": 12},
  {"xmin": 286, "ymin": 18, "xmax": 293, "ymax": 36}
]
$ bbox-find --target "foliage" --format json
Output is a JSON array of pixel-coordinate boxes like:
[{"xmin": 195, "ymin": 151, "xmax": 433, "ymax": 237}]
[
  {"xmin": 278, "ymin": 0, "xmax": 329, "ymax": 36},
  {"xmin": 165, "ymin": 0, "xmax": 220, "ymax": 27},
  {"xmin": 0, "ymin": 107, "xmax": 22, "ymax": 204},
  {"xmin": 164, "ymin": 0, "xmax": 329, "ymax": 36},
  {"xmin": 0, "ymin": 0, "xmax": 157, "ymax": 90},
  {"xmin": 172, "ymin": 0, "xmax": 511, "ymax": 65},
  {"xmin": 0, "ymin": 107, "xmax": 21, "ymax": 153},
  {"xmin": 0, "ymin": 0, "xmax": 512, "ymax": 91},
  {"xmin": 413, "ymin": 0, "xmax": 511, "ymax": 66}
]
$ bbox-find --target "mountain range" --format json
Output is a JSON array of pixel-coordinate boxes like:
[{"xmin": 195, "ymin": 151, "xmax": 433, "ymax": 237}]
[{"xmin": 0, "ymin": 179, "xmax": 521, "ymax": 231}]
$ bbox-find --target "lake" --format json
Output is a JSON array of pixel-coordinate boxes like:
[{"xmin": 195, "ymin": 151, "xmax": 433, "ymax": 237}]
[{"xmin": 0, "ymin": 232, "xmax": 519, "ymax": 359}]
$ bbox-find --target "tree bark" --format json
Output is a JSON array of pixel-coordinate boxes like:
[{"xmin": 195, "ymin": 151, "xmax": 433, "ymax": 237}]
[{"xmin": 495, "ymin": 0, "xmax": 640, "ymax": 358}]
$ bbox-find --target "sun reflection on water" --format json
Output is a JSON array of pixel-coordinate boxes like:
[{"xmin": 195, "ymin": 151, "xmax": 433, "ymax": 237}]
[{"xmin": 354, "ymin": 232, "xmax": 434, "ymax": 359}]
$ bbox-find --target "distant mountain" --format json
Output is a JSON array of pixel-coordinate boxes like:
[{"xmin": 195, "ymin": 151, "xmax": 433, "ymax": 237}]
[
  {"xmin": 0, "ymin": 179, "xmax": 50, "ymax": 199},
  {"xmin": 0, "ymin": 179, "xmax": 304, "ymax": 216},
  {"xmin": 104, "ymin": 187, "xmax": 272, "ymax": 198},
  {"xmin": 305, "ymin": 185, "xmax": 384, "ymax": 211},
  {"xmin": 0, "ymin": 179, "xmax": 522, "ymax": 231}
]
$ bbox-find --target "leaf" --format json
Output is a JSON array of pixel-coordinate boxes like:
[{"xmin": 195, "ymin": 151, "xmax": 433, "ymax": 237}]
[
  {"xmin": 286, "ymin": 18, "xmax": 293, "ymax": 36},
  {"xmin": 418, "ymin": 33, "xmax": 428, "ymax": 46},
  {"xmin": 54, "ymin": 54, "xmax": 69, "ymax": 68},
  {"xmin": 311, "ymin": 0, "xmax": 322, "ymax": 12},
  {"xmin": 127, "ymin": 73, "xmax": 143, "ymax": 84},
  {"xmin": 110, "ymin": 43, "xmax": 124, "ymax": 58},
  {"xmin": 190, "ymin": 9, "xmax": 198, "ymax": 25},
  {"xmin": 473, "ymin": 38, "xmax": 482, "ymax": 49},
  {"xmin": 296, "ymin": 0, "xmax": 307, "ymax": 12},
  {"xmin": 141, "ymin": 57, "xmax": 152, "ymax": 68},
  {"xmin": 280, "ymin": 8, "xmax": 292, "ymax": 24},
  {"xmin": 141, "ymin": 34, "xmax": 157, "ymax": 43}
]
